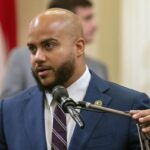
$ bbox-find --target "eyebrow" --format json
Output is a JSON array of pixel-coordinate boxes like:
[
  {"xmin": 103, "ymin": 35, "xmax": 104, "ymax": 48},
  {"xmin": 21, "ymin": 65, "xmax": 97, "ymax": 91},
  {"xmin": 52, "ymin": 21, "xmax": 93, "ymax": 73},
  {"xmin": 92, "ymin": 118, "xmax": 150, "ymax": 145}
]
[
  {"xmin": 40, "ymin": 38, "xmax": 58, "ymax": 45},
  {"xmin": 27, "ymin": 38, "xmax": 58, "ymax": 46}
]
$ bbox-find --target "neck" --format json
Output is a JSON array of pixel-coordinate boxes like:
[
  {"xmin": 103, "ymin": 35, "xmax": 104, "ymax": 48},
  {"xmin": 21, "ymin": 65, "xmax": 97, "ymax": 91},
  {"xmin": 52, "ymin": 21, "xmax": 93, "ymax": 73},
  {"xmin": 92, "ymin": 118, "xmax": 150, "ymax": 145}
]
[{"xmin": 64, "ymin": 63, "xmax": 86, "ymax": 88}]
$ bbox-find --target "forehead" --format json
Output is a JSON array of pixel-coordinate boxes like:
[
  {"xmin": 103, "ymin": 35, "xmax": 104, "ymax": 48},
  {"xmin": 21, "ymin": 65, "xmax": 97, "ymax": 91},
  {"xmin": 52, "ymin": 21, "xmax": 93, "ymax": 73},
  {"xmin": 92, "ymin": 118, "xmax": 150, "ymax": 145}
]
[{"xmin": 27, "ymin": 19, "xmax": 70, "ymax": 44}]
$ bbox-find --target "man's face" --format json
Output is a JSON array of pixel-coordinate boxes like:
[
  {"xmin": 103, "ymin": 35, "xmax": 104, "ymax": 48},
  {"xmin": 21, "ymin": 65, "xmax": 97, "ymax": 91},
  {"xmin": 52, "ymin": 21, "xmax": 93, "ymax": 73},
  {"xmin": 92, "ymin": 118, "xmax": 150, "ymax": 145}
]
[
  {"xmin": 75, "ymin": 6, "xmax": 97, "ymax": 43},
  {"xmin": 27, "ymin": 20, "xmax": 77, "ymax": 91}
]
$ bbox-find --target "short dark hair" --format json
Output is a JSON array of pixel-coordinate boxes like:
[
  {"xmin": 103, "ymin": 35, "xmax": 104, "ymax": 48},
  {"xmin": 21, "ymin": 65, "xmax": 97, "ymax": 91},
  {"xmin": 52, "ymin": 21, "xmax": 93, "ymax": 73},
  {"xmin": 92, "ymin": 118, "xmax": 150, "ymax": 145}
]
[{"xmin": 47, "ymin": 0, "xmax": 93, "ymax": 12}]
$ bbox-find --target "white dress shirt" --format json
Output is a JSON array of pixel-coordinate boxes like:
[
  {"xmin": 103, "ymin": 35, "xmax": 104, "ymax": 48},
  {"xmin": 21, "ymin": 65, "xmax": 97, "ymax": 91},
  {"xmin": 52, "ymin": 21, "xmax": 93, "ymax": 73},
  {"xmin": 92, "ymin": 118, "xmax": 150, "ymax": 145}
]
[{"xmin": 44, "ymin": 66, "xmax": 91, "ymax": 150}]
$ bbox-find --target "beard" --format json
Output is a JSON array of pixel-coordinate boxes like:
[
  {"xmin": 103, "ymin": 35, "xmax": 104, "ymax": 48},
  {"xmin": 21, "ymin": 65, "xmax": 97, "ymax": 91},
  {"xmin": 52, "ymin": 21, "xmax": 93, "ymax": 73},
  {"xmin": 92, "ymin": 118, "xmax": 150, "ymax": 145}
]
[{"xmin": 32, "ymin": 57, "xmax": 75, "ymax": 93}]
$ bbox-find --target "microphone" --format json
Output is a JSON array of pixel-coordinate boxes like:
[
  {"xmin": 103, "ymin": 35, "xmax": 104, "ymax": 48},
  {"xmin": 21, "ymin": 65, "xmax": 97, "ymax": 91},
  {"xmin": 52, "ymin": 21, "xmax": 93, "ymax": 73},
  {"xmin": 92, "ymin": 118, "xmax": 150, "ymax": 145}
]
[{"xmin": 52, "ymin": 85, "xmax": 84, "ymax": 128}]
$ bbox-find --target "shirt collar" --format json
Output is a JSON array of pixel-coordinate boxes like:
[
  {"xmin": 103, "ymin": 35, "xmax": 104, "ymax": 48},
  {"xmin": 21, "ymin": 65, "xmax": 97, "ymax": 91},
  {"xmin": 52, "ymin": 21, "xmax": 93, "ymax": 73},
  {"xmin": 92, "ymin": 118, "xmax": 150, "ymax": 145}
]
[{"xmin": 45, "ymin": 66, "xmax": 91, "ymax": 106}]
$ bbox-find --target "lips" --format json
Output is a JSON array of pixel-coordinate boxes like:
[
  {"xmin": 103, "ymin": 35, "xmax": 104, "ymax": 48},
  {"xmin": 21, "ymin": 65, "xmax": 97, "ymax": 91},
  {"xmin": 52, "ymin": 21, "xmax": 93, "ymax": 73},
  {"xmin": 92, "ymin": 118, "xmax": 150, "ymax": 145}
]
[
  {"xmin": 36, "ymin": 66, "xmax": 53, "ymax": 77},
  {"xmin": 38, "ymin": 70, "xmax": 49, "ymax": 77}
]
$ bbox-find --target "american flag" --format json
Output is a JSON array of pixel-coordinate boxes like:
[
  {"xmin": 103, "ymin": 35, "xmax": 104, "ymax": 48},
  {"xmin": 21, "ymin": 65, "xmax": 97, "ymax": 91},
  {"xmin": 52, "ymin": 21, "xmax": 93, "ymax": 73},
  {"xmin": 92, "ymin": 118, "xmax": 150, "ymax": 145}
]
[{"xmin": 0, "ymin": 0, "xmax": 17, "ymax": 90}]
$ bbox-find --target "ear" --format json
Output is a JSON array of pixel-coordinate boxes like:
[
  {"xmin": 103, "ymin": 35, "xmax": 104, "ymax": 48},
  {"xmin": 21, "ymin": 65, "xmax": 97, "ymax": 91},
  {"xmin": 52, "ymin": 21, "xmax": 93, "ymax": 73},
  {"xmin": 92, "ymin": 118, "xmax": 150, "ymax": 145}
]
[{"xmin": 75, "ymin": 38, "xmax": 85, "ymax": 57}]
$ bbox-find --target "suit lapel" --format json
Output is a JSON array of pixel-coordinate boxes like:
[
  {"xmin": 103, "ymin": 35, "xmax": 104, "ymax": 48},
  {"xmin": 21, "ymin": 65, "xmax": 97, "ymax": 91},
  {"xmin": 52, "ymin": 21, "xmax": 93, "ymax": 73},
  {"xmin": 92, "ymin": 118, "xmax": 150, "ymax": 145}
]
[
  {"xmin": 69, "ymin": 72, "xmax": 111, "ymax": 150},
  {"xmin": 23, "ymin": 87, "xmax": 47, "ymax": 150}
]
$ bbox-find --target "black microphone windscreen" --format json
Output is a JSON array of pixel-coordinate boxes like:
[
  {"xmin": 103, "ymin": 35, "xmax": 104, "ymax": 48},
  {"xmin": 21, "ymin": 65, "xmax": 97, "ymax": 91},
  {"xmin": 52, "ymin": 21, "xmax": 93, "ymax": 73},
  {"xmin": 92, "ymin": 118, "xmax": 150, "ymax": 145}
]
[{"xmin": 52, "ymin": 85, "xmax": 69, "ymax": 103}]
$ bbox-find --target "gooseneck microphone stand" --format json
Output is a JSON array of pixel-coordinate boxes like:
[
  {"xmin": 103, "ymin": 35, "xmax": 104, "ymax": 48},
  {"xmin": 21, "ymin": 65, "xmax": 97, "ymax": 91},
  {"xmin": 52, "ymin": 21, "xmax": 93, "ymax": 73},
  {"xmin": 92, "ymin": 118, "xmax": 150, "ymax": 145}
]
[
  {"xmin": 75, "ymin": 101, "xmax": 150, "ymax": 150},
  {"xmin": 52, "ymin": 85, "xmax": 149, "ymax": 150}
]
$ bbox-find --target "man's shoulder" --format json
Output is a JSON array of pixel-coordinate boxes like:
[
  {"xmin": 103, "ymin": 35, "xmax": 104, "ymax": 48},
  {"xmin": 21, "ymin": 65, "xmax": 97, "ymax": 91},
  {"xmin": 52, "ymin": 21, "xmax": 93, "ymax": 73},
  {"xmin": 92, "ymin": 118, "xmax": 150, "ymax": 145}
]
[
  {"xmin": 9, "ymin": 47, "xmax": 30, "ymax": 61},
  {"xmin": 85, "ymin": 56, "xmax": 106, "ymax": 68},
  {"xmin": 0, "ymin": 86, "xmax": 44, "ymax": 123},
  {"xmin": 1, "ymin": 86, "xmax": 40, "ymax": 105},
  {"xmin": 107, "ymin": 80, "xmax": 142, "ymax": 96},
  {"xmin": 90, "ymin": 73, "xmax": 150, "ymax": 111},
  {"xmin": 105, "ymin": 80, "xmax": 150, "ymax": 108},
  {"xmin": 91, "ymin": 71, "xmax": 148, "ymax": 101},
  {"xmin": 86, "ymin": 56, "xmax": 108, "ymax": 80},
  {"xmin": 8, "ymin": 47, "xmax": 30, "ymax": 66}
]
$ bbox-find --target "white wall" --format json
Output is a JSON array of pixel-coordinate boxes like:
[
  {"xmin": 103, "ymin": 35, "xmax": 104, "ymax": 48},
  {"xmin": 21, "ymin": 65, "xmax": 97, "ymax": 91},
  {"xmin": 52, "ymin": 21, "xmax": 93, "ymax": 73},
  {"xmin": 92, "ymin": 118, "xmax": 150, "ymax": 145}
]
[
  {"xmin": 16, "ymin": 0, "xmax": 48, "ymax": 46},
  {"xmin": 121, "ymin": 0, "xmax": 150, "ymax": 95}
]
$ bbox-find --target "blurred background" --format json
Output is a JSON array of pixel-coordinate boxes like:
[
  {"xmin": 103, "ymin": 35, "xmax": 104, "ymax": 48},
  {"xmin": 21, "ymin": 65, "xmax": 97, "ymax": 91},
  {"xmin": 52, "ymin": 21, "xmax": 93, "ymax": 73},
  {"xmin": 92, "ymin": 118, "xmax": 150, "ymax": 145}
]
[{"xmin": 0, "ymin": 0, "xmax": 150, "ymax": 96}]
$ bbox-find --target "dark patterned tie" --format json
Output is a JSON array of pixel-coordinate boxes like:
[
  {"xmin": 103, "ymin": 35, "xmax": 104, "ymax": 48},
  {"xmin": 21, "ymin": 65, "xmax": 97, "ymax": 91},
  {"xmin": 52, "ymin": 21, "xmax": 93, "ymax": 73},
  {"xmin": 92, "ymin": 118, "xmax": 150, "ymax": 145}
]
[{"xmin": 51, "ymin": 104, "xmax": 67, "ymax": 150}]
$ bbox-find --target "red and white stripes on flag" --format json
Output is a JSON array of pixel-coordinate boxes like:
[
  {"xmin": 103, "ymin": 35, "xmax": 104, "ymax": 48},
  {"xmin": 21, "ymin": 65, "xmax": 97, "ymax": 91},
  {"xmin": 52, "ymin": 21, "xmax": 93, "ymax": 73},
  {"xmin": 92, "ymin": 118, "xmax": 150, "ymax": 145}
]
[{"xmin": 0, "ymin": 0, "xmax": 17, "ymax": 89}]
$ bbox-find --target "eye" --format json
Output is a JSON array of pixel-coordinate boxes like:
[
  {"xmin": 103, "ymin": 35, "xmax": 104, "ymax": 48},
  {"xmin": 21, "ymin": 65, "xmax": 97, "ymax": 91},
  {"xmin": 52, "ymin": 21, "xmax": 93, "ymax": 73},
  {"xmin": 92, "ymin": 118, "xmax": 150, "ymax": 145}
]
[
  {"xmin": 43, "ymin": 41, "xmax": 58, "ymax": 50},
  {"xmin": 28, "ymin": 45, "xmax": 37, "ymax": 54},
  {"xmin": 45, "ymin": 42, "xmax": 53, "ymax": 49}
]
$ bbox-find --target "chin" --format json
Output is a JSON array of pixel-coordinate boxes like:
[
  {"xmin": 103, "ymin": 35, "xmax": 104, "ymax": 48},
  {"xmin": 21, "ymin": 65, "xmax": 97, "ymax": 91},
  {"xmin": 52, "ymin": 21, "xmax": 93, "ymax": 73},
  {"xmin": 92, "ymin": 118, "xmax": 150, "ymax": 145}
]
[{"xmin": 40, "ymin": 78, "xmax": 55, "ymax": 87}]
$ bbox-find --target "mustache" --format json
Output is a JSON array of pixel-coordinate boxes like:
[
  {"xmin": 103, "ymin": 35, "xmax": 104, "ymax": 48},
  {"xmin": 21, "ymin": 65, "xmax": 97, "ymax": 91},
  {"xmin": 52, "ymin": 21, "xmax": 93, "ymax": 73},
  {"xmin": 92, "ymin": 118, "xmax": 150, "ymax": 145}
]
[{"xmin": 34, "ymin": 65, "xmax": 55, "ymax": 73}]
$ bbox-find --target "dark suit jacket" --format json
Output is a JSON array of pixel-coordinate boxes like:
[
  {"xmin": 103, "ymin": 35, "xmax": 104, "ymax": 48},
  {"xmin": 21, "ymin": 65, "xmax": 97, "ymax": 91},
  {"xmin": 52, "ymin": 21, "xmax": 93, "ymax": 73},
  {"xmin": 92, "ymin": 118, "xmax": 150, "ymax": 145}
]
[{"xmin": 0, "ymin": 72, "xmax": 150, "ymax": 150}]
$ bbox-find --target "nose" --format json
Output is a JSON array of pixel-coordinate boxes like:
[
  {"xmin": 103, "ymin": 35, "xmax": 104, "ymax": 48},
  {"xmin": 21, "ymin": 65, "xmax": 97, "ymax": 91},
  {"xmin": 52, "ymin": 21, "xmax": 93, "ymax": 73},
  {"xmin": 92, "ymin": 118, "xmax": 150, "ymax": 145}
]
[{"xmin": 34, "ymin": 48, "xmax": 46, "ymax": 63}]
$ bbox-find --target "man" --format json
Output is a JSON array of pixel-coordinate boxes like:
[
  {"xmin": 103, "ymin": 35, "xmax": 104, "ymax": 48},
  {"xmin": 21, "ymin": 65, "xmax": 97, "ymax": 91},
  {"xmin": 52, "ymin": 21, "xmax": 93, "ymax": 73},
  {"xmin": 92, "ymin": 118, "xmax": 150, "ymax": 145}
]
[
  {"xmin": 0, "ymin": 47, "xmax": 36, "ymax": 97},
  {"xmin": 0, "ymin": 8, "xmax": 150, "ymax": 150},
  {"xmin": 0, "ymin": 0, "xmax": 108, "ymax": 98},
  {"xmin": 48, "ymin": 0, "xmax": 108, "ymax": 79}
]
